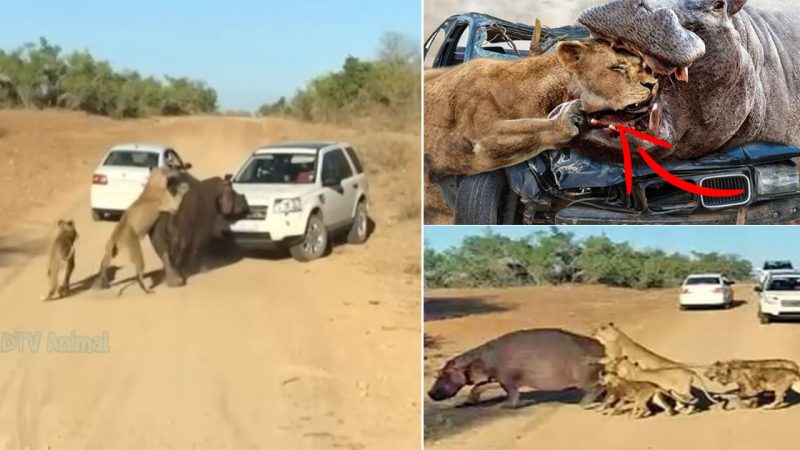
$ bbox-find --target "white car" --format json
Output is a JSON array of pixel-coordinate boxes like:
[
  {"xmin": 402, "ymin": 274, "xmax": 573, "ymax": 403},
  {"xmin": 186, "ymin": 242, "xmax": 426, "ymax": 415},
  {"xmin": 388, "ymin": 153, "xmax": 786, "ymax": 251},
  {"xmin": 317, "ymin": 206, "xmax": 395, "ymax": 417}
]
[
  {"xmin": 227, "ymin": 141, "xmax": 369, "ymax": 261},
  {"xmin": 757, "ymin": 271, "xmax": 800, "ymax": 324},
  {"xmin": 679, "ymin": 273, "xmax": 735, "ymax": 310},
  {"xmin": 90, "ymin": 143, "xmax": 191, "ymax": 220}
]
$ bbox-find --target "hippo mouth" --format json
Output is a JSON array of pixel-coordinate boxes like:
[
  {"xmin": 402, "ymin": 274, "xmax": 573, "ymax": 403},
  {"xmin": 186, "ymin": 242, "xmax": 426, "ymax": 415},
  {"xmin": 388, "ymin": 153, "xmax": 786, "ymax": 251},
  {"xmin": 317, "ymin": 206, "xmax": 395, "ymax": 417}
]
[{"xmin": 578, "ymin": 0, "xmax": 706, "ymax": 80}]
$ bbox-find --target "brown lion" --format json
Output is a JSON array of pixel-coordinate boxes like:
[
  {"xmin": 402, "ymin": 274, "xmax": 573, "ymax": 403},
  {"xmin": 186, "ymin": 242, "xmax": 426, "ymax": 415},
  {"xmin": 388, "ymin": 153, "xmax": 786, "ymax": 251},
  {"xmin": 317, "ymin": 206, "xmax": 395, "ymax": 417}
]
[{"xmin": 424, "ymin": 40, "xmax": 656, "ymax": 179}]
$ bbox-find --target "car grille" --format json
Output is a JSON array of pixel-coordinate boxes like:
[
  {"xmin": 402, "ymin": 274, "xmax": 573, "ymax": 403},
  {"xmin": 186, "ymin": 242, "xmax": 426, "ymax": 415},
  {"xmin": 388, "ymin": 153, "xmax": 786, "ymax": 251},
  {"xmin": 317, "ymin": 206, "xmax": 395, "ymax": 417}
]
[
  {"xmin": 781, "ymin": 300, "xmax": 800, "ymax": 307},
  {"xmin": 245, "ymin": 206, "xmax": 267, "ymax": 220},
  {"xmin": 700, "ymin": 175, "xmax": 751, "ymax": 209}
]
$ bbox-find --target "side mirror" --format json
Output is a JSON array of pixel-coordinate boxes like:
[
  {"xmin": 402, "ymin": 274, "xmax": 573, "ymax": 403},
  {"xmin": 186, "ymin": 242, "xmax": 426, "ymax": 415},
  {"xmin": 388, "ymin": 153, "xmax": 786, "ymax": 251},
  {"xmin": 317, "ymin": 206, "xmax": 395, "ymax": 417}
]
[
  {"xmin": 729, "ymin": 280, "xmax": 736, "ymax": 285},
  {"xmin": 224, "ymin": 173, "xmax": 233, "ymax": 182},
  {"xmin": 183, "ymin": 162, "xmax": 193, "ymax": 170},
  {"xmin": 322, "ymin": 177, "xmax": 340, "ymax": 188},
  {"xmin": 754, "ymin": 286, "xmax": 762, "ymax": 292}
]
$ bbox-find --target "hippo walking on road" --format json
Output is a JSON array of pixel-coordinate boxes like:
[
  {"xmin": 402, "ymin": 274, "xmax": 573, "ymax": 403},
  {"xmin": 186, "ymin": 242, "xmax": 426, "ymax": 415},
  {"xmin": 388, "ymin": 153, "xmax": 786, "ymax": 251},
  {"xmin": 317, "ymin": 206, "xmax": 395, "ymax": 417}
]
[{"xmin": 428, "ymin": 329, "xmax": 605, "ymax": 408}]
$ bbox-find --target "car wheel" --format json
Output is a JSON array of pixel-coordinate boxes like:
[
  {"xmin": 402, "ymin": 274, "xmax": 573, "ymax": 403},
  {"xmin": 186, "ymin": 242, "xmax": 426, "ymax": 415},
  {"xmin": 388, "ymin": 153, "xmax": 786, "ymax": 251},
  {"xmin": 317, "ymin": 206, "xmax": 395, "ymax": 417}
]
[
  {"xmin": 758, "ymin": 310, "xmax": 771, "ymax": 324},
  {"xmin": 346, "ymin": 201, "xmax": 368, "ymax": 245},
  {"xmin": 290, "ymin": 214, "xmax": 328, "ymax": 262},
  {"xmin": 91, "ymin": 209, "xmax": 103, "ymax": 222},
  {"xmin": 454, "ymin": 170, "xmax": 518, "ymax": 224}
]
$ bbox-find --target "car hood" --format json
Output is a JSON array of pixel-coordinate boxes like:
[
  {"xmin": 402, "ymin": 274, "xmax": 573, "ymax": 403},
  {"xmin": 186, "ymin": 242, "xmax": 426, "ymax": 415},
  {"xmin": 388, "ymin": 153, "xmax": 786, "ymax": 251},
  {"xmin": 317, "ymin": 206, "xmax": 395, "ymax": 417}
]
[{"xmin": 231, "ymin": 183, "xmax": 318, "ymax": 205}]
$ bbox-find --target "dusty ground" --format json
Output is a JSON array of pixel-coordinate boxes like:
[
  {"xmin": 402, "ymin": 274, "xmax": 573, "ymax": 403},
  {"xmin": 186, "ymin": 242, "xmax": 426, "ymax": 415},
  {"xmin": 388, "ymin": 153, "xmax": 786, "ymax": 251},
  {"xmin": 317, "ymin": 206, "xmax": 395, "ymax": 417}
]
[
  {"xmin": 424, "ymin": 284, "xmax": 800, "ymax": 449},
  {"xmin": 0, "ymin": 110, "xmax": 420, "ymax": 449}
]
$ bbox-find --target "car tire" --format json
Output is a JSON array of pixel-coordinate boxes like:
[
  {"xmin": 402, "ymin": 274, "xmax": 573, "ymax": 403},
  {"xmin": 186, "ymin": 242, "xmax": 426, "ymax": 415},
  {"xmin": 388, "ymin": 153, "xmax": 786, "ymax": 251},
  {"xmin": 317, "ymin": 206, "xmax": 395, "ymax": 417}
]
[
  {"xmin": 758, "ymin": 311, "xmax": 771, "ymax": 324},
  {"xmin": 346, "ymin": 201, "xmax": 368, "ymax": 245},
  {"xmin": 290, "ymin": 214, "xmax": 328, "ymax": 262},
  {"xmin": 454, "ymin": 170, "xmax": 517, "ymax": 225},
  {"xmin": 91, "ymin": 209, "xmax": 103, "ymax": 222}
]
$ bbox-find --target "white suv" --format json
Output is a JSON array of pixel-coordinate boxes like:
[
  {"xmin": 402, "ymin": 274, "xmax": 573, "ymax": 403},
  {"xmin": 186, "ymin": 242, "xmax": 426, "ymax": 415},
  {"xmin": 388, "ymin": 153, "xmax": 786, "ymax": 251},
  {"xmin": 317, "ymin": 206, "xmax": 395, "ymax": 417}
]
[
  {"xmin": 757, "ymin": 271, "xmax": 800, "ymax": 324},
  {"xmin": 227, "ymin": 141, "xmax": 369, "ymax": 261},
  {"xmin": 90, "ymin": 143, "xmax": 191, "ymax": 220},
  {"xmin": 679, "ymin": 273, "xmax": 734, "ymax": 310}
]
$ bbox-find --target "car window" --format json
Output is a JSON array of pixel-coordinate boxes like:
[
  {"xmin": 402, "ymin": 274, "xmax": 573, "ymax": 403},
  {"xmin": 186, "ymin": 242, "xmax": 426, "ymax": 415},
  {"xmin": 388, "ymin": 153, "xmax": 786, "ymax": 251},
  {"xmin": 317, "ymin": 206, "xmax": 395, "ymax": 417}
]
[
  {"xmin": 104, "ymin": 151, "xmax": 160, "ymax": 168},
  {"xmin": 767, "ymin": 278, "xmax": 800, "ymax": 291},
  {"xmin": 344, "ymin": 147, "xmax": 363, "ymax": 174},
  {"xmin": 424, "ymin": 22, "xmax": 448, "ymax": 68},
  {"xmin": 684, "ymin": 277, "xmax": 721, "ymax": 285},
  {"xmin": 322, "ymin": 149, "xmax": 353, "ymax": 183},
  {"xmin": 764, "ymin": 261, "xmax": 793, "ymax": 270},
  {"xmin": 234, "ymin": 153, "xmax": 317, "ymax": 184}
]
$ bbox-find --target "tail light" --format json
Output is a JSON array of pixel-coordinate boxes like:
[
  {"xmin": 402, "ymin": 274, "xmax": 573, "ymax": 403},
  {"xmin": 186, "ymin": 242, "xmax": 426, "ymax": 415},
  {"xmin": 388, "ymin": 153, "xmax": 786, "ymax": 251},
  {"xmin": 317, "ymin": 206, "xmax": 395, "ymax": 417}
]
[
  {"xmin": 713, "ymin": 287, "xmax": 723, "ymax": 293},
  {"xmin": 92, "ymin": 174, "xmax": 108, "ymax": 185}
]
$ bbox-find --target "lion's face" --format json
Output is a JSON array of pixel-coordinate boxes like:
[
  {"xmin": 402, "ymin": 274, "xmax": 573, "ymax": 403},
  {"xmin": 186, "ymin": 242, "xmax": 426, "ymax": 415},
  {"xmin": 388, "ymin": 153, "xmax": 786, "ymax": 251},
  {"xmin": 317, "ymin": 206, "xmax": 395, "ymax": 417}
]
[
  {"xmin": 593, "ymin": 322, "xmax": 621, "ymax": 344},
  {"xmin": 557, "ymin": 41, "xmax": 656, "ymax": 114}
]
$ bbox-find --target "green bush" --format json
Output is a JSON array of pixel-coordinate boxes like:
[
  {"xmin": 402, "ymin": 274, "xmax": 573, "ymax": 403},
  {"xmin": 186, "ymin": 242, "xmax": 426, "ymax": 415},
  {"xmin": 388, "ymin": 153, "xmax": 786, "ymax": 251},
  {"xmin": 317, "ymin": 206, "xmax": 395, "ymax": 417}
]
[
  {"xmin": 425, "ymin": 229, "xmax": 753, "ymax": 289},
  {"xmin": 0, "ymin": 37, "xmax": 217, "ymax": 118},
  {"xmin": 257, "ymin": 32, "xmax": 420, "ymax": 128}
]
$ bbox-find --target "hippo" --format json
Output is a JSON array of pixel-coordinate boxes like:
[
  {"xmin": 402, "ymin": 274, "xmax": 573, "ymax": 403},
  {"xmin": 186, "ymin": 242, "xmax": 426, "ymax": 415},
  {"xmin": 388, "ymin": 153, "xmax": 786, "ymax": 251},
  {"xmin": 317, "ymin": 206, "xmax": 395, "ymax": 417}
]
[
  {"xmin": 569, "ymin": 0, "xmax": 800, "ymax": 161},
  {"xmin": 428, "ymin": 329, "xmax": 605, "ymax": 408},
  {"xmin": 149, "ymin": 174, "xmax": 249, "ymax": 287}
]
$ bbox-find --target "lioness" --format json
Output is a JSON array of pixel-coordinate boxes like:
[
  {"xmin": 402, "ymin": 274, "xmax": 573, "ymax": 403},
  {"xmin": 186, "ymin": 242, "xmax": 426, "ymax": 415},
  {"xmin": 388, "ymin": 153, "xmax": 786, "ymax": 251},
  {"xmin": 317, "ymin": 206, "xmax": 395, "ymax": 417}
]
[
  {"xmin": 705, "ymin": 362, "xmax": 800, "ymax": 409},
  {"xmin": 42, "ymin": 219, "xmax": 78, "ymax": 301},
  {"xmin": 593, "ymin": 322, "xmax": 684, "ymax": 370},
  {"xmin": 608, "ymin": 356, "xmax": 720, "ymax": 412},
  {"xmin": 600, "ymin": 371, "xmax": 676, "ymax": 418},
  {"xmin": 424, "ymin": 40, "xmax": 656, "ymax": 178}
]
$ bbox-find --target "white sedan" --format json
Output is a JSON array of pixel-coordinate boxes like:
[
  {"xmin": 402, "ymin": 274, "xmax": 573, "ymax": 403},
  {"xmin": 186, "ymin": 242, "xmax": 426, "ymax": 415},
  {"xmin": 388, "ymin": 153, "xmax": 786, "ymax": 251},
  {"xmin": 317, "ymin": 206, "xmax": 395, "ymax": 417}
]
[
  {"xmin": 89, "ymin": 143, "xmax": 191, "ymax": 220},
  {"xmin": 679, "ymin": 273, "xmax": 735, "ymax": 310}
]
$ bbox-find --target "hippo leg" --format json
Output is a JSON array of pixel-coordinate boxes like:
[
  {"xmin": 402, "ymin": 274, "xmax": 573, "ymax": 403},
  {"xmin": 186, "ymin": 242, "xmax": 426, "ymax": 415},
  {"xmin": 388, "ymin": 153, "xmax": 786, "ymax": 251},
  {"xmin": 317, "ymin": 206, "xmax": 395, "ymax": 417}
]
[
  {"xmin": 465, "ymin": 381, "xmax": 496, "ymax": 406},
  {"xmin": 498, "ymin": 377, "xmax": 521, "ymax": 409},
  {"xmin": 161, "ymin": 250, "xmax": 186, "ymax": 287}
]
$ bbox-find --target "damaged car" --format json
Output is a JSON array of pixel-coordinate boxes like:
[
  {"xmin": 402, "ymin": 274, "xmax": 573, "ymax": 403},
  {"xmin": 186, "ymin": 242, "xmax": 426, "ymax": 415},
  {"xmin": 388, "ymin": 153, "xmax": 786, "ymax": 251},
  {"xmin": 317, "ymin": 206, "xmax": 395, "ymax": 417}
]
[{"xmin": 425, "ymin": 13, "xmax": 800, "ymax": 224}]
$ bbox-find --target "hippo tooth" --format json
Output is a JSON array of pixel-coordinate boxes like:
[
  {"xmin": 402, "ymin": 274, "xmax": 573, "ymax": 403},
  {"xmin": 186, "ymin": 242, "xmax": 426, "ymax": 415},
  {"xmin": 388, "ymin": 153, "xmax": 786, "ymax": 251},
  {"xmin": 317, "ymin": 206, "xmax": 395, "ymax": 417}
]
[
  {"xmin": 649, "ymin": 103, "xmax": 662, "ymax": 135},
  {"xmin": 675, "ymin": 66, "xmax": 689, "ymax": 82}
]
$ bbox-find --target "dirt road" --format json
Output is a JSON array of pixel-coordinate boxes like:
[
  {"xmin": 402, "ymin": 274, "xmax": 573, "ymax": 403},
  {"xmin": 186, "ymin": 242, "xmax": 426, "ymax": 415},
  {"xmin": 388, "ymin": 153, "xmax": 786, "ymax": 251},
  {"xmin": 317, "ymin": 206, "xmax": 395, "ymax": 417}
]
[
  {"xmin": 0, "ymin": 111, "xmax": 420, "ymax": 449},
  {"xmin": 424, "ymin": 284, "xmax": 800, "ymax": 449}
]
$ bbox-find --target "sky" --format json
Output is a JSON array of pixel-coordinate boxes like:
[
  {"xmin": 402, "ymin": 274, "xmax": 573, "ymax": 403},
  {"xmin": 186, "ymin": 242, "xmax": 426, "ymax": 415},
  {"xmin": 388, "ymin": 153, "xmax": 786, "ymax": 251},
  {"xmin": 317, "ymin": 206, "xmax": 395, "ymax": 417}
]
[
  {"xmin": 1, "ymin": 0, "xmax": 420, "ymax": 111},
  {"xmin": 424, "ymin": 226, "xmax": 800, "ymax": 267}
]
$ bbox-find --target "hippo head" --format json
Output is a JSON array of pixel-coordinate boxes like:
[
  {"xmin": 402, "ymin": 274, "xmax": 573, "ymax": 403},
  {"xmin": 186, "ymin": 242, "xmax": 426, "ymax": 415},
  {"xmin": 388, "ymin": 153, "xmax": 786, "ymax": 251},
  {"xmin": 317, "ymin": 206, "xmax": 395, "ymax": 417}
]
[
  {"xmin": 218, "ymin": 180, "xmax": 250, "ymax": 219},
  {"xmin": 579, "ymin": 0, "xmax": 747, "ymax": 77},
  {"xmin": 573, "ymin": 0, "xmax": 753, "ymax": 155},
  {"xmin": 428, "ymin": 358, "xmax": 488, "ymax": 401}
]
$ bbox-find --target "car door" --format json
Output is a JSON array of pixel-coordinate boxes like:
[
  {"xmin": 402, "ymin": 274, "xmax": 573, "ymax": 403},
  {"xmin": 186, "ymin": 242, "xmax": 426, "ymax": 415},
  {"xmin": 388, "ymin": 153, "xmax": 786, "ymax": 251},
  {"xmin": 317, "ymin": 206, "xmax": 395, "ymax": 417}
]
[
  {"xmin": 344, "ymin": 146, "xmax": 366, "ymax": 207},
  {"xmin": 319, "ymin": 148, "xmax": 355, "ymax": 228}
]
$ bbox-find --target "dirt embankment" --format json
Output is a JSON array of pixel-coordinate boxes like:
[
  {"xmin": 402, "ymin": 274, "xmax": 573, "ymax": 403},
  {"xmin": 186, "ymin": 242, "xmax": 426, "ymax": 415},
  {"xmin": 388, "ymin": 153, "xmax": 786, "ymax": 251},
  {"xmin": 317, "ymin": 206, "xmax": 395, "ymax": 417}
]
[
  {"xmin": 425, "ymin": 284, "xmax": 800, "ymax": 450},
  {"xmin": 0, "ymin": 110, "xmax": 421, "ymax": 449}
]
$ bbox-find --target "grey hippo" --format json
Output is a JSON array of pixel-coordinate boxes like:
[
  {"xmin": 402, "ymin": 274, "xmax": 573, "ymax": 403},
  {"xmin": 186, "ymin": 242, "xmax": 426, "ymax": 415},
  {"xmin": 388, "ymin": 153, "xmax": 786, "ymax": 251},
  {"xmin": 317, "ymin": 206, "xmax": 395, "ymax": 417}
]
[
  {"xmin": 570, "ymin": 0, "xmax": 800, "ymax": 161},
  {"xmin": 428, "ymin": 328, "xmax": 605, "ymax": 408}
]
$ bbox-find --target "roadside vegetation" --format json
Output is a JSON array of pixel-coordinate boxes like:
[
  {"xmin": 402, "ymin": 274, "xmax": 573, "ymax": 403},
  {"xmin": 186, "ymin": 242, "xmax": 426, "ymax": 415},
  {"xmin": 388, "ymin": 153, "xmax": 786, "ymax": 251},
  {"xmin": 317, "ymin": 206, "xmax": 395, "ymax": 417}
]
[
  {"xmin": 257, "ymin": 32, "xmax": 420, "ymax": 130},
  {"xmin": 425, "ymin": 228, "xmax": 753, "ymax": 289},
  {"xmin": 0, "ymin": 38, "xmax": 216, "ymax": 118}
]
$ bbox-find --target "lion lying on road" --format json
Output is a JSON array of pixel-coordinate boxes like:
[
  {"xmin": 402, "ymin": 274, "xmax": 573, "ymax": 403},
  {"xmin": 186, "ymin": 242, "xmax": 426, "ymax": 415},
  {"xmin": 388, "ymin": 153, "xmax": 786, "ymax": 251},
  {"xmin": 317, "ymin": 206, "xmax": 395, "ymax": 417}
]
[{"xmin": 424, "ymin": 40, "xmax": 656, "ymax": 178}]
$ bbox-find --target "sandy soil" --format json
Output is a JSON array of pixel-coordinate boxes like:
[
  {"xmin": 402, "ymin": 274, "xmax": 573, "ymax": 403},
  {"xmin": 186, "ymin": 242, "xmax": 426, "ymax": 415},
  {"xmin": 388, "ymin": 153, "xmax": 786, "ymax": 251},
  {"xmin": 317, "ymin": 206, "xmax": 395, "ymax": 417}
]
[
  {"xmin": 0, "ymin": 110, "xmax": 420, "ymax": 449},
  {"xmin": 424, "ymin": 284, "xmax": 800, "ymax": 449}
]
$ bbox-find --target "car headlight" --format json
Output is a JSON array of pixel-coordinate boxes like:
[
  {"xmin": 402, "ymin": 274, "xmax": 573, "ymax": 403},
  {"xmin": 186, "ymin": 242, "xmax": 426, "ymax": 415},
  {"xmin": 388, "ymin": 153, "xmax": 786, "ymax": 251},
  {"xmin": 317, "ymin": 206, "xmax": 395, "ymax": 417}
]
[
  {"xmin": 755, "ymin": 165, "xmax": 800, "ymax": 196},
  {"xmin": 764, "ymin": 296, "xmax": 779, "ymax": 303},
  {"xmin": 273, "ymin": 198, "xmax": 301, "ymax": 214}
]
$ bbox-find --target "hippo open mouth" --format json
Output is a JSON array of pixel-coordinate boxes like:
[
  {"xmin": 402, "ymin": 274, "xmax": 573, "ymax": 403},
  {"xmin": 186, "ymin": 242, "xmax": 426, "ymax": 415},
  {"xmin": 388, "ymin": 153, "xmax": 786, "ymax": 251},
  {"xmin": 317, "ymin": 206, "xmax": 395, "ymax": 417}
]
[{"xmin": 578, "ymin": 0, "xmax": 706, "ymax": 80}]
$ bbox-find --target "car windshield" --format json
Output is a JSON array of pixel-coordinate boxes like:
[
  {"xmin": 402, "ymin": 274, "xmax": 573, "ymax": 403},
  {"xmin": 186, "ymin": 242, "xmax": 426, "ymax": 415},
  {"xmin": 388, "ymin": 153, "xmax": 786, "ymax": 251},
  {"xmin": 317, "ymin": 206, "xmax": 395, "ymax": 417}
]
[
  {"xmin": 764, "ymin": 261, "xmax": 793, "ymax": 270},
  {"xmin": 685, "ymin": 277, "xmax": 720, "ymax": 285},
  {"xmin": 103, "ymin": 150, "xmax": 160, "ymax": 168},
  {"xmin": 767, "ymin": 278, "xmax": 800, "ymax": 291},
  {"xmin": 235, "ymin": 153, "xmax": 317, "ymax": 184}
]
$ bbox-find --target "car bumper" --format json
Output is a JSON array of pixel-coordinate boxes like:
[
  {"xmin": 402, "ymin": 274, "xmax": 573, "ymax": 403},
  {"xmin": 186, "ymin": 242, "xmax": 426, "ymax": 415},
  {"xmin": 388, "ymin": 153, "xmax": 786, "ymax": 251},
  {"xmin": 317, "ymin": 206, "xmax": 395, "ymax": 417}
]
[
  {"xmin": 760, "ymin": 300, "xmax": 800, "ymax": 316},
  {"xmin": 90, "ymin": 186, "xmax": 139, "ymax": 211},
  {"xmin": 680, "ymin": 294, "xmax": 727, "ymax": 306},
  {"xmin": 554, "ymin": 196, "xmax": 800, "ymax": 224},
  {"xmin": 227, "ymin": 212, "xmax": 307, "ymax": 247}
]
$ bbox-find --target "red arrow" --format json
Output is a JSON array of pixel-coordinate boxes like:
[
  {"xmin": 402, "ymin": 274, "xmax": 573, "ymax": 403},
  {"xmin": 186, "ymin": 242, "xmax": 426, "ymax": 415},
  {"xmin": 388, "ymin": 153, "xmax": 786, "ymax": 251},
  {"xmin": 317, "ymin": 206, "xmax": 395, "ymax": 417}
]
[{"xmin": 617, "ymin": 125, "xmax": 745, "ymax": 197}]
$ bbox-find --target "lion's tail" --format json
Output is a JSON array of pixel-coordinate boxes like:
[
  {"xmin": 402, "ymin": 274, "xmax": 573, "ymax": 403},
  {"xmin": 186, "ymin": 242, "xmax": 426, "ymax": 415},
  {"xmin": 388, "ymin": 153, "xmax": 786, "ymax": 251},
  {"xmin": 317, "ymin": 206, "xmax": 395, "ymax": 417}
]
[{"xmin": 692, "ymin": 374, "xmax": 722, "ymax": 404}]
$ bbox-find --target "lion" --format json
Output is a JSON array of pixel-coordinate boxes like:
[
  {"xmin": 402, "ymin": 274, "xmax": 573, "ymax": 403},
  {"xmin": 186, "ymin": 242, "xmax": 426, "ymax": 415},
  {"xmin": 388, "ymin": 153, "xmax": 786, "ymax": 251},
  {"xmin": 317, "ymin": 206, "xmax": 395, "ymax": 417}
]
[
  {"xmin": 593, "ymin": 322, "xmax": 685, "ymax": 370},
  {"xmin": 705, "ymin": 362, "xmax": 800, "ymax": 409},
  {"xmin": 424, "ymin": 39, "xmax": 656, "ymax": 179},
  {"xmin": 599, "ymin": 371, "xmax": 676, "ymax": 418},
  {"xmin": 42, "ymin": 219, "xmax": 78, "ymax": 301},
  {"xmin": 93, "ymin": 167, "xmax": 189, "ymax": 295},
  {"xmin": 606, "ymin": 356, "xmax": 720, "ymax": 413}
]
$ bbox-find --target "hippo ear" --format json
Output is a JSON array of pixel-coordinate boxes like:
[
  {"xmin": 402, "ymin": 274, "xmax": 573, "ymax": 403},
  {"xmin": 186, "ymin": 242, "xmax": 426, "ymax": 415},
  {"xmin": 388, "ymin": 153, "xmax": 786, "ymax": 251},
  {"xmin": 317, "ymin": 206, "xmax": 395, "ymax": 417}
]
[
  {"xmin": 728, "ymin": 0, "xmax": 747, "ymax": 15},
  {"xmin": 556, "ymin": 41, "xmax": 589, "ymax": 71}
]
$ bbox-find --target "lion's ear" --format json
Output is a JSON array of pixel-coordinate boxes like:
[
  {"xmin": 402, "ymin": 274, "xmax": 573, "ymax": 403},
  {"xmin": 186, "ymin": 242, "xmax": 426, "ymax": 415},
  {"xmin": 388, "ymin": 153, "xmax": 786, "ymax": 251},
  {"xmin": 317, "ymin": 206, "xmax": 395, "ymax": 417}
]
[{"xmin": 556, "ymin": 41, "xmax": 589, "ymax": 70}]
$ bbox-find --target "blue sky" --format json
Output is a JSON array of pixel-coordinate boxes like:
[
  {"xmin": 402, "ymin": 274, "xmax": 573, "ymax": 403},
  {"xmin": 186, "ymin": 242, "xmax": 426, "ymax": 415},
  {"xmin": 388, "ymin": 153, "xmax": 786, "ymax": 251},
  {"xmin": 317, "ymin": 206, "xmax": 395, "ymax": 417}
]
[
  {"xmin": 1, "ymin": 0, "xmax": 420, "ymax": 110},
  {"xmin": 424, "ymin": 226, "xmax": 800, "ymax": 267}
]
